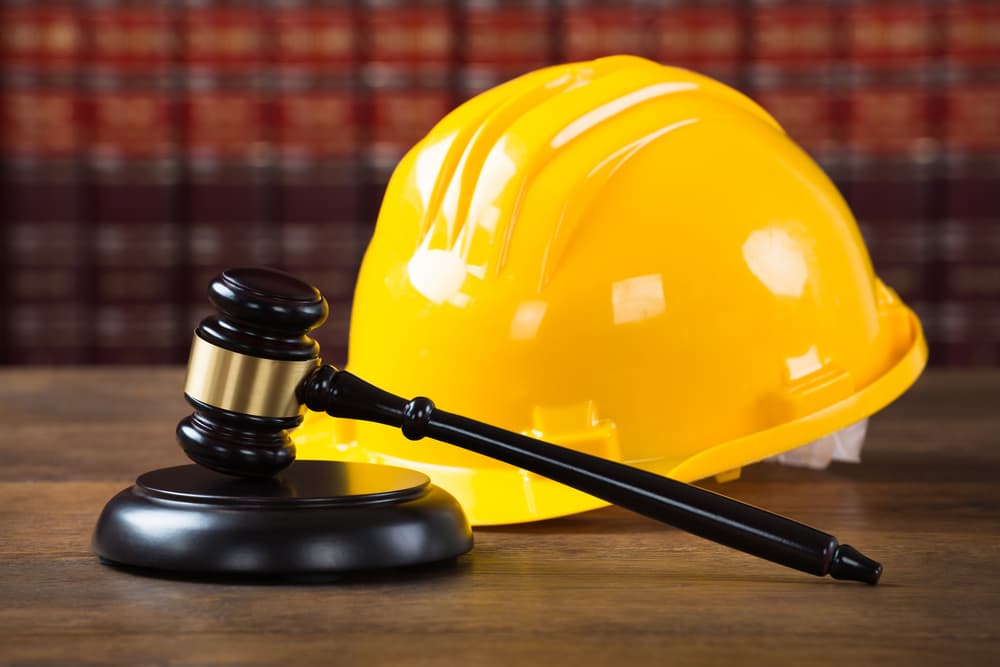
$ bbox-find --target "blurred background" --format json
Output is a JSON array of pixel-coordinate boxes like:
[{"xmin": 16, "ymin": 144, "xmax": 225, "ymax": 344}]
[{"xmin": 1, "ymin": 0, "xmax": 998, "ymax": 367}]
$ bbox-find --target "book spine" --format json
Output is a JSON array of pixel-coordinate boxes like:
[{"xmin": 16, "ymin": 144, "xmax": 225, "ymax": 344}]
[
  {"xmin": 558, "ymin": 0, "xmax": 651, "ymax": 63},
  {"xmin": 460, "ymin": 0, "xmax": 553, "ymax": 98},
  {"xmin": 841, "ymin": 1, "xmax": 937, "ymax": 355},
  {"xmin": 86, "ymin": 0, "xmax": 184, "ymax": 363},
  {"xmin": 1, "ymin": 1, "xmax": 92, "ymax": 363},
  {"xmin": 181, "ymin": 0, "xmax": 276, "ymax": 337},
  {"xmin": 649, "ymin": 0, "xmax": 745, "ymax": 87},
  {"xmin": 270, "ymin": 0, "xmax": 362, "ymax": 365},
  {"xmin": 937, "ymin": 1, "xmax": 1000, "ymax": 364},
  {"xmin": 364, "ymin": 0, "xmax": 456, "ymax": 173},
  {"xmin": 748, "ymin": 0, "xmax": 841, "ymax": 169}
]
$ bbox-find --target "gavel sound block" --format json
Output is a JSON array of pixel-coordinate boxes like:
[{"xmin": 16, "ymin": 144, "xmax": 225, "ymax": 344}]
[
  {"xmin": 93, "ymin": 268, "xmax": 882, "ymax": 583},
  {"xmin": 93, "ymin": 268, "xmax": 473, "ymax": 573}
]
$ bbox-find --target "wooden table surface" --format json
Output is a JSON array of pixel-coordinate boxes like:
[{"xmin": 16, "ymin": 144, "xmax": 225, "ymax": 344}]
[{"xmin": 0, "ymin": 368, "xmax": 997, "ymax": 666}]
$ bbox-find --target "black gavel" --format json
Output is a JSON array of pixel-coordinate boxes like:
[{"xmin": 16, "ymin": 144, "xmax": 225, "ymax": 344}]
[{"xmin": 102, "ymin": 267, "xmax": 883, "ymax": 583}]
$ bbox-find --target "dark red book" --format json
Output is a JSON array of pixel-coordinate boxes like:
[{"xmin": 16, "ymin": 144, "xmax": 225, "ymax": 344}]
[
  {"xmin": 937, "ymin": 1, "xmax": 1000, "ymax": 364},
  {"xmin": 943, "ymin": 1, "xmax": 1000, "ymax": 70},
  {"xmin": 271, "ymin": 1, "xmax": 356, "ymax": 74},
  {"xmin": 753, "ymin": 86, "xmax": 839, "ymax": 163},
  {"xmin": 840, "ymin": 3, "xmax": 937, "ymax": 336},
  {"xmin": 845, "ymin": 2, "xmax": 933, "ymax": 71},
  {"xmin": 750, "ymin": 1, "xmax": 838, "ymax": 83},
  {"xmin": 365, "ymin": 0, "xmax": 455, "ymax": 170},
  {"xmin": 368, "ymin": 0, "xmax": 453, "ymax": 72},
  {"xmin": 2, "ymin": 161, "xmax": 92, "ymax": 364},
  {"xmin": 270, "ymin": 0, "xmax": 362, "ymax": 365},
  {"xmin": 86, "ymin": 1, "xmax": 184, "ymax": 363},
  {"xmin": 460, "ymin": 0, "xmax": 552, "ymax": 97},
  {"xmin": 181, "ymin": 0, "xmax": 275, "ymax": 339},
  {"xmin": 1, "ymin": 1, "xmax": 92, "ymax": 363},
  {"xmin": 748, "ymin": 1, "xmax": 840, "ymax": 169},
  {"xmin": 560, "ymin": 0, "xmax": 650, "ymax": 62},
  {"xmin": 650, "ymin": 1, "xmax": 744, "ymax": 86}
]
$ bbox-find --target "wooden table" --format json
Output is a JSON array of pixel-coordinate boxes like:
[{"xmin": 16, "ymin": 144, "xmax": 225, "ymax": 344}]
[{"xmin": 1, "ymin": 368, "xmax": 997, "ymax": 666}]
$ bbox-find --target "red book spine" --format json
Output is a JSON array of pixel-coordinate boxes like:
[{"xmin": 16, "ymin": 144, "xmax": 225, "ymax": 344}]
[
  {"xmin": 365, "ymin": 0, "xmax": 456, "ymax": 171},
  {"xmin": 751, "ymin": 1, "xmax": 839, "ymax": 77},
  {"xmin": 1, "ymin": 1, "xmax": 91, "ymax": 363},
  {"xmin": 650, "ymin": 1, "xmax": 745, "ymax": 86},
  {"xmin": 749, "ymin": 1, "xmax": 841, "ymax": 168},
  {"xmin": 560, "ymin": 0, "xmax": 650, "ymax": 62},
  {"xmin": 460, "ymin": 0, "xmax": 552, "ymax": 97},
  {"xmin": 270, "ymin": 0, "xmax": 362, "ymax": 365},
  {"xmin": 87, "ymin": 1, "xmax": 184, "ymax": 363},
  {"xmin": 937, "ymin": 1, "xmax": 1000, "ymax": 364},
  {"xmin": 182, "ymin": 1, "xmax": 275, "ymax": 336},
  {"xmin": 841, "ymin": 2, "xmax": 936, "ymax": 337},
  {"xmin": 844, "ymin": 1, "xmax": 935, "ymax": 154}
]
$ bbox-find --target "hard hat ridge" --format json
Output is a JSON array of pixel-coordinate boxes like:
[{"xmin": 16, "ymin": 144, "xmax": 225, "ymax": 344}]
[{"xmin": 405, "ymin": 56, "xmax": 782, "ymax": 296}]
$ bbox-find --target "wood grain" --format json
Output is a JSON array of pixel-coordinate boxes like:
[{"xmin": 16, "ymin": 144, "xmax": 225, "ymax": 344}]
[{"xmin": 0, "ymin": 368, "xmax": 998, "ymax": 666}]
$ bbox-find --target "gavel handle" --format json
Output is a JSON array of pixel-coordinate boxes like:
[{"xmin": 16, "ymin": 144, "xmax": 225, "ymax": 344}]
[{"xmin": 299, "ymin": 366, "xmax": 882, "ymax": 584}]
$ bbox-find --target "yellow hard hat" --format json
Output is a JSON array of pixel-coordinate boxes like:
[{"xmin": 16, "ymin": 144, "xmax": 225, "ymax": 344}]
[{"xmin": 295, "ymin": 56, "xmax": 926, "ymax": 525}]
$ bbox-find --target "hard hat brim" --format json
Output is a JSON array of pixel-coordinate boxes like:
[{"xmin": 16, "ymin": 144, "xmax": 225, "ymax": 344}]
[{"xmin": 296, "ymin": 307, "xmax": 926, "ymax": 526}]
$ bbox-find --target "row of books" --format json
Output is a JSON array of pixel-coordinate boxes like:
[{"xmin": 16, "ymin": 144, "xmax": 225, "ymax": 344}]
[{"xmin": 2, "ymin": 0, "xmax": 999, "ymax": 365}]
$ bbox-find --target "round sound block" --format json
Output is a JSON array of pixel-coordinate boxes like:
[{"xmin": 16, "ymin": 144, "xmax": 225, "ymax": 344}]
[{"xmin": 92, "ymin": 460, "xmax": 473, "ymax": 575}]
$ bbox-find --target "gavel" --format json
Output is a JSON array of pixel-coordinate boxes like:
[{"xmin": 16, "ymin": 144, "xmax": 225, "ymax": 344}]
[{"xmin": 95, "ymin": 267, "xmax": 882, "ymax": 584}]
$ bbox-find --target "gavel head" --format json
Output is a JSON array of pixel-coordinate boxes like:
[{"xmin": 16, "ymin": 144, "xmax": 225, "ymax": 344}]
[{"xmin": 177, "ymin": 267, "xmax": 328, "ymax": 477}]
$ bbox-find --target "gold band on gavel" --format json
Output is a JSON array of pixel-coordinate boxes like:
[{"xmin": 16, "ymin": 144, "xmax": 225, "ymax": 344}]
[{"xmin": 183, "ymin": 335, "xmax": 320, "ymax": 418}]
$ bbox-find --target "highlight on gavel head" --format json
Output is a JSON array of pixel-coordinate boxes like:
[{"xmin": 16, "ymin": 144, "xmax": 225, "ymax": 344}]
[{"xmin": 177, "ymin": 267, "xmax": 328, "ymax": 477}]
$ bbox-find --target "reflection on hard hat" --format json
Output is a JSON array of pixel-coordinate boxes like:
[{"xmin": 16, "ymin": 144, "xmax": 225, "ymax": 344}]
[
  {"xmin": 611, "ymin": 274, "xmax": 666, "ymax": 325},
  {"xmin": 785, "ymin": 345, "xmax": 825, "ymax": 381},
  {"xmin": 742, "ymin": 227, "xmax": 809, "ymax": 298},
  {"xmin": 509, "ymin": 300, "xmax": 548, "ymax": 341},
  {"xmin": 550, "ymin": 81, "xmax": 697, "ymax": 148},
  {"xmin": 407, "ymin": 247, "xmax": 468, "ymax": 305}
]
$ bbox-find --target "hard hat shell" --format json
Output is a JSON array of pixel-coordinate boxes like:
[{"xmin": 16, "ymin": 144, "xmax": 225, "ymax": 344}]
[{"xmin": 294, "ymin": 56, "xmax": 927, "ymax": 525}]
